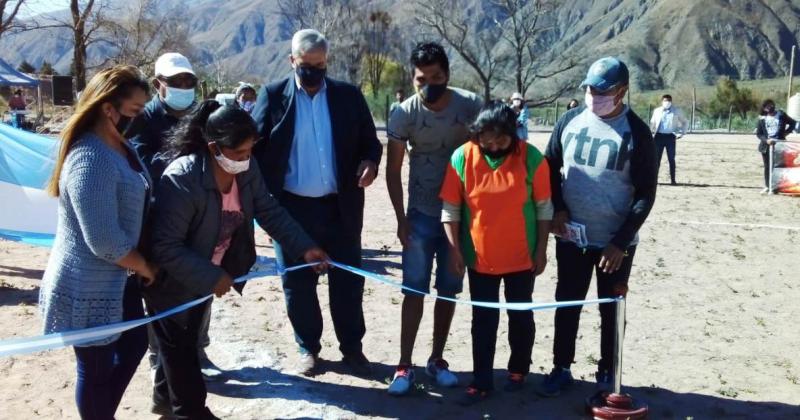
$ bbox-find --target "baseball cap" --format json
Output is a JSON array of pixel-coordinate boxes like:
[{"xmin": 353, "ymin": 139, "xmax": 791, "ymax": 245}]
[
  {"xmin": 580, "ymin": 57, "xmax": 629, "ymax": 92},
  {"xmin": 511, "ymin": 92, "xmax": 523, "ymax": 100},
  {"xmin": 154, "ymin": 53, "xmax": 195, "ymax": 78}
]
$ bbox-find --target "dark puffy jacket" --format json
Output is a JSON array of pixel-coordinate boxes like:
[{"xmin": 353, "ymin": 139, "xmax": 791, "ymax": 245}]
[{"xmin": 143, "ymin": 151, "xmax": 315, "ymax": 325}]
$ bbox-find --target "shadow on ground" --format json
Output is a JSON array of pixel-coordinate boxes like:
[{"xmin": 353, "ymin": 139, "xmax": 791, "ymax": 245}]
[{"xmin": 207, "ymin": 362, "xmax": 799, "ymax": 419}]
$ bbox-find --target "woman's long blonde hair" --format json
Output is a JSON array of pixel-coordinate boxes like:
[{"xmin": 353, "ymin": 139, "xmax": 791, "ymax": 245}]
[{"xmin": 46, "ymin": 65, "xmax": 149, "ymax": 197}]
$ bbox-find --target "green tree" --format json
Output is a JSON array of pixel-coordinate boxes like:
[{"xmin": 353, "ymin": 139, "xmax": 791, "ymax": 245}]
[
  {"xmin": 17, "ymin": 60, "xmax": 35, "ymax": 73},
  {"xmin": 39, "ymin": 60, "xmax": 57, "ymax": 76},
  {"xmin": 708, "ymin": 77, "xmax": 757, "ymax": 119}
]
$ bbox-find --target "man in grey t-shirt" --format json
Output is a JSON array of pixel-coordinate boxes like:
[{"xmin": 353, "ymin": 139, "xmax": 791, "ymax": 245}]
[
  {"xmin": 385, "ymin": 42, "xmax": 482, "ymax": 395},
  {"xmin": 538, "ymin": 57, "xmax": 657, "ymax": 398}
]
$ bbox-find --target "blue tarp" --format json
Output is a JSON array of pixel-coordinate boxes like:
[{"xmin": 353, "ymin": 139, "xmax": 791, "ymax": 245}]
[{"xmin": 0, "ymin": 58, "xmax": 39, "ymax": 87}]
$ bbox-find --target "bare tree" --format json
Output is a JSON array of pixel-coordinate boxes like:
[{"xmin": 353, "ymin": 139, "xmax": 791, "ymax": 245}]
[
  {"xmin": 413, "ymin": 0, "xmax": 508, "ymax": 101},
  {"xmin": 32, "ymin": 0, "xmax": 112, "ymax": 91},
  {"xmin": 104, "ymin": 0, "xmax": 193, "ymax": 74},
  {"xmin": 492, "ymin": 0, "xmax": 575, "ymax": 101},
  {"xmin": 363, "ymin": 10, "xmax": 391, "ymax": 97},
  {"xmin": 275, "ymin": 0, "xmax": 368, "ymax": 84},
  {"xmin": 0, "ymin": 0, "xmax": 28, "ymax": 41}
]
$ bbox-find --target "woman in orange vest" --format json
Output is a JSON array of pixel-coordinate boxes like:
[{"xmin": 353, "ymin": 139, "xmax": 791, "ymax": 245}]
[{"xmin": 440, "ymin": 101, "xmax": 553, "ymax": 405}]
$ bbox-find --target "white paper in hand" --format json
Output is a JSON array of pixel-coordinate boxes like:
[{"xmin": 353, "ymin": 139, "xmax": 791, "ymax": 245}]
[{"xmin": 558, "ymin": 221, "xmax": 588, "ymax": 248}]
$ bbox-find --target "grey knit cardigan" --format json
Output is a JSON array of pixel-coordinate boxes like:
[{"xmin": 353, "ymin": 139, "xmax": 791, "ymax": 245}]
[{"xmin": 39, "ymin": 133, "xmax": 151, "ymax": 346}]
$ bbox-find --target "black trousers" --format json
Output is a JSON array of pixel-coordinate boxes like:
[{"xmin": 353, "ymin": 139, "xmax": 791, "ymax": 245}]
[
  {"xmin": 276, "ymin": 192, "xmax": 365, "ymax": 356},
  {"xmin": 468, "ymin": 269, "xmax": 535, "ymax": 391},
  {"xmin": 552, "ymin": 241, "xmax": 636, "ymax": 372},
  {"xmin": 151, "ymin": 300, "xmax": 216, "ymax": 420},
  {"xmin": 655, "ymin": 133, "xmax": 677, "ymax": 183},
  {"xmin": 761, "ymin": 151, "xmax": 771, "ymax": 188}
]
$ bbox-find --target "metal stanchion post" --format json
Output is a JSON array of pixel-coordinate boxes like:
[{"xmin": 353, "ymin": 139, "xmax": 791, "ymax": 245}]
[
  {"xmin": 586, "ymin": 297, "xmax": 648, "ymax": 419},
  {"xmin": 613, "ymin": 296, "xmax": 625, "ymax": 395}
]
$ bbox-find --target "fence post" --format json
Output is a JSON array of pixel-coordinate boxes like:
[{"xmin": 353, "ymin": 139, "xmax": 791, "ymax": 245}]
[
  {"xmin": 384, "ymin": 94, "xmax": 390, "ymax": 126},
  {"xmin": 691, "ymin": 86, "xmax": 696, "ymax": 133},
  {"xmin": 727, "ymin": 105, "xmax": 733, "ymax": 132},
  {"xmin": 555, "ymin": 101, "xmax": 560, "ymax": 120}
]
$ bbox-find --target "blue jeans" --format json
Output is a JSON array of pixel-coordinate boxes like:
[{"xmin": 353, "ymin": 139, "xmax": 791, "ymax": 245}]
[
  {"xmin": 402, "ymin": 209, "xmax": 463, "ymax": 298},
  {"xmin": 73, "ymin": 278, "xmax": 147, "ymax": 420}
]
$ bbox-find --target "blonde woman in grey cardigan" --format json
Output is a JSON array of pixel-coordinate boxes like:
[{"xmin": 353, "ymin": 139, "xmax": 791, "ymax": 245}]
[{"xmin": 39, "ymin": 65, "xmax": 158, "ymax": 420}]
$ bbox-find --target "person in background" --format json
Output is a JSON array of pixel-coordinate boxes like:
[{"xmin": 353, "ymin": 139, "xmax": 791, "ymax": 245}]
[
  {"xmin": 539, "ymin": 57, "xmax": 657, "ymax": 398},
  {"xmin": 385, "ymin": 41, "xmax": 483, "ymax": 396},
  {"xmin": 145, "ymin": 101, "xmax": 328, "ymax": 419},
  {"xmin": 252, "ymin": 28, "xmax": 382, "ymax": 377},
  {"xmin": 235, "ymin": 82, "xmax": 258, "ymax": 115},
  {"xmin": 39, "ymin": 65, "xmax": 157, "ymax": 420},
  {"xmin": 8, "ymin": 89, "xmax": 27, "ymax": 128},
  {"xmin": 510, "ymin": 92, "xmax": 529, "ymax": 141},
  {"xmin": 389, "ymin": 88, "xmax": 405, "ymax": 118},
  {"xmin": 649, "ymin": 94, "xmax": 688, "ymax": 185},
  {"xmin": 756, "ymin": 99, "xmax": 797, "ymax": 194},
  {"xmin": 567, "ymin": 99, "xmax": 580, "ymax": 110},
  {"xmin": 129, "ymin": 52, "xmax": 198, "ymax": 183},
  {"xmin": 440, "ymin": 101, "xmax": 552, "ymax": 405}
]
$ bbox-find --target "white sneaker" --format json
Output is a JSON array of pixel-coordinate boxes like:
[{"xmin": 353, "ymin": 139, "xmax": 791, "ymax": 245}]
[
  {"xmin": 388, "ymin": 365, "xmax": 415, "ymax": 395},
  {"xmin": 761, "ymin": 187, "xmax": 770, "ymax": 194},
  {"xmin": 426, "ymin": 358, "xmax": 459, "ymax": 387}
]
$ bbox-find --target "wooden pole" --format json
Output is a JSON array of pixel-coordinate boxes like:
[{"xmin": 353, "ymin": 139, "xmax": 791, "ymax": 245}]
[
  {"xmin": 691, "ymin": 86, "xmax": 696, "ymax": 133},
  {"xmin": 788, "ymin": 45, "xmax": 796, "ymax": 106}
]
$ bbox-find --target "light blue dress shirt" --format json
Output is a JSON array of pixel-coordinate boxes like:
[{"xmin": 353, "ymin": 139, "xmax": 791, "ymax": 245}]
[
  {"xmin": 284, "ymin": 79, "xmax": 338, "ymax": 197},
  {"xmin": 657, "ymin": 108, "xmax": 675, "ymax": 134}
]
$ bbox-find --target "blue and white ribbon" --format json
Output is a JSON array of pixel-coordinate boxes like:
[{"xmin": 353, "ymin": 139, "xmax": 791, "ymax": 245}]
[{"xmin": 0, "ymin": 260, "xmax": 619, "ymax": 358}]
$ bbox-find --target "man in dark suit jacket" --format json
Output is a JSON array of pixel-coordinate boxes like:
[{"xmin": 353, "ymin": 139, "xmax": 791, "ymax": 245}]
[{"xmin": 252, "ymin": 29, "xmax": 382, "ymax": 377}]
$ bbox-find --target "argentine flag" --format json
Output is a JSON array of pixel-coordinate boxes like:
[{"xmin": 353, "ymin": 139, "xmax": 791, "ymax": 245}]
[{"xmin": 0, "ymin": 123, "xmax": 57, "ymax": 246}]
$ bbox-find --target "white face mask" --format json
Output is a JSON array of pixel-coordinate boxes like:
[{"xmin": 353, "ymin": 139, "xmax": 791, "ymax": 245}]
[
  {"xmin": 663, "ymin": 101, "xmax": 672, "ymax": 110},
  {"xmin": 512, "ymin": 99, "xmax": 522, "ymax": 107},
  {"xmin": 213, "ymin": 146, "xmax": 250, "ymax": 175}
]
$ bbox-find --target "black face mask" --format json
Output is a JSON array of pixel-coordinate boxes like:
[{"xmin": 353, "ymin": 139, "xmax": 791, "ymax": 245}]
[
  {"xmin": 764, "ymin": 105, "xmax": 776, "ymax": 115},
  {"xmin": 296, "ymin": 66, "xmax": 326, "ymax": 88},
  {"xmin": 480, "ymin": 145, "xmax": 513, "ymax": 159},
  {"xmin": 114, "ymin": 112, "xmax": 133, "ymax": 136},
  {"xmin": 419, "ymin": 83, "xmax": 448, "ymax": 104}
]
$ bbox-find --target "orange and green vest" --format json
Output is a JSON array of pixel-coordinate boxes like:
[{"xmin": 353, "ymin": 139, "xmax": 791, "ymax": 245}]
[{"xmin": 440, "ymin": 141, "xmax": 551, "ymax": 275}]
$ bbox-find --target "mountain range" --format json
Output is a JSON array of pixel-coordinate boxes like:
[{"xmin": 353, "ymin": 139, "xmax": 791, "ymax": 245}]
[{"xmin": 1, "ymin": 0, "xmax": 798, "ymax": 95}]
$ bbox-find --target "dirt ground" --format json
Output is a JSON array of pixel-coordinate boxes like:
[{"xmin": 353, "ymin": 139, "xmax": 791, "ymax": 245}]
[{"xmin": 1, "ymin": 132, "xmax": 799, "ymax": 419}]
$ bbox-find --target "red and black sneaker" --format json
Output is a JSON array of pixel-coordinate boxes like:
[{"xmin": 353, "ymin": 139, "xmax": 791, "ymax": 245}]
[
  {"xmin": 457, "ymin": 386, "xmax": 489, "ymax": 406},
  {"xmin": 504, "ymin": 372, "xmax": 527, "ymax": 392}
]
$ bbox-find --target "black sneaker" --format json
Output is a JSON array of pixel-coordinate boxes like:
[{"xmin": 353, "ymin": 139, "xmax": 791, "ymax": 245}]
[
  {"xmin": 595, "ymin": 368, "xmax": 613, "ymax": 392},
  {"xmin": 537, "ymin": 366, "xmax": 574, "ymax": 397},
  {"xmin": 342, "ymin": 352, "xmax": 372, "ymax": 376}
]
